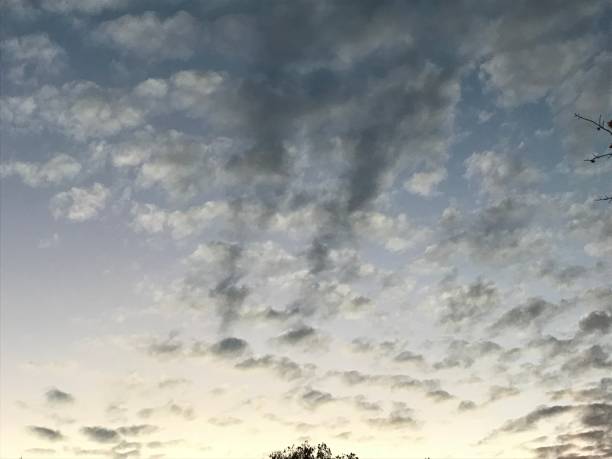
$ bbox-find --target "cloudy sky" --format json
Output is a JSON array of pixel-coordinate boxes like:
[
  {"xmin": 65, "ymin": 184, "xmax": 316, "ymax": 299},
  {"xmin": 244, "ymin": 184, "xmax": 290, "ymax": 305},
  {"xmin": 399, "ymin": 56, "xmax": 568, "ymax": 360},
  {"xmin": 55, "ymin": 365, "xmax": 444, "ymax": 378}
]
[{"xmin": 1, "ymin": 1, "xmax": 611, "ymax": 458}]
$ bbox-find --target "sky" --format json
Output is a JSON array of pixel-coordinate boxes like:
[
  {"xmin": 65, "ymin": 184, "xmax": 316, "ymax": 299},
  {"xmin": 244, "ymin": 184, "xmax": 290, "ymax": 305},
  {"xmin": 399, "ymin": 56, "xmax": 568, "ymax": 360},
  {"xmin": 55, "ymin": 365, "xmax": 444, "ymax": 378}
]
[{"xmin": 0, "ymin": 1, "xmax": 611, "ymax": 458}]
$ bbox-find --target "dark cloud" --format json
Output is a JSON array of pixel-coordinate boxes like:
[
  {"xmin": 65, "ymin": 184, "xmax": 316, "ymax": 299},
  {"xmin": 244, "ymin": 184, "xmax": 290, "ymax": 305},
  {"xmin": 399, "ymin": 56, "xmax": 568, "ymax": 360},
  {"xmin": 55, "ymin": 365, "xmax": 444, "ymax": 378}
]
[
  {"xmin": 439, "ymin": 278, "xmax": 499, "ymax": 328},
  {"xmin": 500, "ymin": 405, "xmax": 575, "ymax": 433},
  {"xmin": 490, "ymin": 297, "xmax": 557, "ymax": 330},
  {"xmin": 116, "ymin": 425, "xmax": 158, "ymax": 436},
  {"xmin": 532, "ymin": 259, "xmax": 589, "ymax": 286},
  {"xmin": 458, "ymin": 400, "xmax": 477, "ymax": 412},
  {"xmin": 353, "ymin": 395, "xmax": 382, "ymax": 412},
  {"xmin": 45, "ymin": 387, "xmax": 75, "ymax": 404},
  {"xmin": 27, "ymin": 425, "xmax": 64, "ymax": 441},
  {"xmin": 579, "ymin": 310, "xmax": 612, "ymax": 334},
  {"xmin": 433, "ymin": 340, "xmax": 502, "ymax": 370},
  {"xmin": 168, "ymin": 403, "xmax": 196, "ymax": 421},
  {"xmin": 429, "ymin": 198, "xmax": 544, "ymax": 266},
  {"xmin": 81, "ymin": 426, "xmax": 120, "ymax": 443},
  {"xmin": 581, "ymin": 403, "xmax": 612, "ymax": 428},
  {"xmin": 147, "ymin": 332, "xmax": 183, "ymax": 357},
  {"xmin": 367, "ymin": 402, "xmax": 416, "ymax": 429},
  {"xmin": 427, "ymin": 390, "xmax": 454, "ymax": 402},
  {"xmin": 275, "ymin": 324, "xmax": 317, "ymax": 345},
  {"xmin": 393, "ymin": 350, "xmax": 424, "ymax": 364},
  {"xmin": 562, "ymin": 345, "xmax": 612, "ymax": 373},
  {"xmin": 235, "ymin": 354, "xmax": 314, "ymax": 380},
  {"xmin": 209, "ymin": 336, "xmax": 249, "ymax": 357},
  {"xmin": 528, "ymin": 335, "xmax": 576, "ymax": 359},
  {"xmin": 192, "ymin": 241, "xmax": 249, "ymax": 329},
  {"xmin": 488, "ymin": 385, "xmax": 521, "ymax": 403},
  {"xmin": 328, "ymin": 369, "xmax": 440, "ymax": 397},
  {"xmin": 300, "ymin": 388, "xmax": 335, "ymax": 409}
]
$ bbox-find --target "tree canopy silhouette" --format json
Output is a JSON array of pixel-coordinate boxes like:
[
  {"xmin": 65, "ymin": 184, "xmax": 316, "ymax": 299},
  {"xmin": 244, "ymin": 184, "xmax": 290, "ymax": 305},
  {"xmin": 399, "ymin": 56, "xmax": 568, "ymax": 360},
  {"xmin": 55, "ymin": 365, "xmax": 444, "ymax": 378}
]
[
  {"xmin": 268, "ymin": 442, "xmax": 358, "ymax": 459},
  {"xmin": 574, "ymin": 113, "xmax": 612, "ymax": 202}
]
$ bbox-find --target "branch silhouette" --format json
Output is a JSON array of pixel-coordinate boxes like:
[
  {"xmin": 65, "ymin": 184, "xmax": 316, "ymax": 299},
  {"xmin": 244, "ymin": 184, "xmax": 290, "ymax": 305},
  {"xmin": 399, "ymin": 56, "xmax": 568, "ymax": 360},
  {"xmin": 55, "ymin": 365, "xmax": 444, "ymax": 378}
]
[{"xmin": 574, "ymin": 112, "xmax": 612, "ymax": 202}]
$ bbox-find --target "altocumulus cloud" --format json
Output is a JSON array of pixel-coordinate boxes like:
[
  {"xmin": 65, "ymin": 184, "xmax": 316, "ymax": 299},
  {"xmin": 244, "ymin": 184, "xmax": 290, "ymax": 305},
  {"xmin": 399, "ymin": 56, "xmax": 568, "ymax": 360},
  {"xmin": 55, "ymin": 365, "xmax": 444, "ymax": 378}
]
[
  {"xmin": 1, "ymin": 1, "xmax": 611, "ymax": 457},
  {"xmin": 27, "ymin": 426, "xmax": 64, "ymax": 441},
  {"xmin": 45, "ymin": 387, "xmax": 75, "ymax": 404},
  {"xmin": 80, "ymin": 426, "xmax": 120, "ymax": 443}
]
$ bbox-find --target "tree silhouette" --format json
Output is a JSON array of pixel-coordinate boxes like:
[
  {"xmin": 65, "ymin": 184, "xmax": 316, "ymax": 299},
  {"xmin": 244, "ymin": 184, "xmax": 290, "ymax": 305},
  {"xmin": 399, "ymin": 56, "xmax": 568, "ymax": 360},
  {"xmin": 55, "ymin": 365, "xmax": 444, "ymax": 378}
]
[
  {"xmin": 268, "ymin": 442, "xmax": 358, "ymax": 459},
  {"xmin": 574, "ymin": 113, "xmax": 612, "ymax": 202}
]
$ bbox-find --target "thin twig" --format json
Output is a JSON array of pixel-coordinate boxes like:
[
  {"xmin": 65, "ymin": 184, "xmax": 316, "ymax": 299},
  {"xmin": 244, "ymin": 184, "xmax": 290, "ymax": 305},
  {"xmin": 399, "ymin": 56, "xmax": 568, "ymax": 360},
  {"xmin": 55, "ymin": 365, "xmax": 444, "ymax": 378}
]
[
  {"xmin": 574, "ymin": 113, "xmax": 612, "ymax": 135},
  {"xmin": 575, "ymin": 113, "xmax": 612, "ymax": 203},
  {"xmin": 584, "ymin": 152, "xmax": 612, "ymax": 163}
]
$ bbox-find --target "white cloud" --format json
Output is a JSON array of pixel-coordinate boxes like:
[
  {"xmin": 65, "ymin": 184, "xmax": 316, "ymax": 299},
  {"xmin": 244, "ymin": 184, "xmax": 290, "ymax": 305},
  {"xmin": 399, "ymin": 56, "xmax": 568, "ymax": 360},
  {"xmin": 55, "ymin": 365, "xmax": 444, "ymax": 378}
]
[
  {"xmin": 480, "ymin": 37, "xmax": 597, "ymax": 107},
  {"xmin": 1, "ymin": 154, "xmax": 81, "ymax": 187},
  {"xmin": 404, "ymin": 168, "xmax": 447, "ymax": 197},
  {"xmin": 477, "ymin": 110, "xmax": 494, "ymax": 124},
  {"xmin": 130, "ymin": 201, "xmax": 230, "ymax": 239},
  {"xmin": 38, "ymin": 233, "xmax": 60, "ymax": 249},
  {"xmin": 50, "ymin": 183, "xmax": 110, "ymax": 221},
  {"xmin": 1, "ymin": 82, "xmax": 146, "ymax": 140},
  {"xmin": 465, "ymin": 151, "xmax": 541, "ymax": 197},
  {"xmin": 0, "ymin": 33, "xmax": 66, "ymax": 85},
  {"xmin": 94, "ymin": 11, "xmax": 201, "ymax": 61},
  {"xmin": 40, "ymin": 0, "xmax": 130, "ymax": 14}
]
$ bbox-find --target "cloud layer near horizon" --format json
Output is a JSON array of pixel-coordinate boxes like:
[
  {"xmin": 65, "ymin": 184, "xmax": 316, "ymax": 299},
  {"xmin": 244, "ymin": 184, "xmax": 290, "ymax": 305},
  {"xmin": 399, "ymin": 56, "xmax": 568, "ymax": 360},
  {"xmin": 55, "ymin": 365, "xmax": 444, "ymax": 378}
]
[{"xmin": 1, "ymin": 1, "xmax": 611, "ymax": 458}]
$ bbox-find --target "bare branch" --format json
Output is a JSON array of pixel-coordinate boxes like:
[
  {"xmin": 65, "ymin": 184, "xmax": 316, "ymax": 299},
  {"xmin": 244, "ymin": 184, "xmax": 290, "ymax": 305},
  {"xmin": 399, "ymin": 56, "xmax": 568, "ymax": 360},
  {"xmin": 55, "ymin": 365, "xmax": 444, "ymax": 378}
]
[
  {"xmin": 575, "ymin": 113, "xmax": 612, "ymax": 203},
  {"xmin": 574, "ymin": 113, "xmax": 612, "ymax": 136},
  {"xmin": 584, "ymin": 152, "xmax": 612, "ymax": 163}
]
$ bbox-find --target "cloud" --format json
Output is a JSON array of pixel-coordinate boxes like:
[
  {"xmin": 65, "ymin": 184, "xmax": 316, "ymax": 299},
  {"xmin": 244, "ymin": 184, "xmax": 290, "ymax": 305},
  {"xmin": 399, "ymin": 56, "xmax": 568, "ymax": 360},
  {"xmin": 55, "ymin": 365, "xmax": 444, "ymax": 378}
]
[
  {"xmin": 0, "ymin": 33, "xmax": 66, "ymax": 85},
  {"xmin": 465, "ymin": 151, "xmax": 541, "ymax": 197},
  {"xmin": 235, "ymin": 354, "xmax": 314, "ymax": 381},
  {"xmin": 300, "ymin": 388, "xmax": 335, "ymax": 409},
  {"xmin": 157, "ymin": 378, "xmax": 190, "ymax": 389},
  {"xmin": 116, "ymin": 425, "xmax": 158, "ymax": 436},
  {"xmin": 495, "ymin": 405, "xmax": 575, "ymax": 436},
  {"xmin": 439, "ymin": 278, "xmax": 499, "ymax": 328},
  {"xmin": 562, "ymin": 345, "xmax": 612, "ymax": 373},
  {"xmin": 208, "ymin": 416, "xmax": 242, "ymax": 427},
  {"xmin": 81, "ymin": 426, "xmax": 120, "ymax": 443},
  {"xmin": 130, "ymin": 201, "xmax": 230, "ymax": 239},
  {"xmin": 427, "ymin": 390, "xmax": 454, "ymax": 402},
  {"xmin": 488, "ymin": 385, "xmax": 521, "ymax": 403},
  {"xmin": 45, "ymin": 388, "xmax": 75, "ymax": 404},
  {"xmin": 367, "ymin": 402, "xmax": 416, "ymax": 429},
  {"xmin": 490, "ymin": 297, "xmax": 557, "ymax": 331},
  {"xmin": 50, "ymin": 183, "xmax": 110, "ymax": 221},
  {"xmin": 1, "ymin": 154, "xmax": 81, "ymax": 187},
  {"xmin": 480, "ymin": 36, "xmax": 598, "ymax": 108},
  {"xmin": 579, "ymin": 311, "xmax": 612, "ymax": 334},
  {"xmin": 25, "ymin": 448, "xmax": 56, "ymax": 454},
  {"xmin": 433, "ymin": 340, "xmax": 502, "ymax": 369},
  {"xmin": 404, "ymin": 168, "xmax": 447, "ymax": 197},
  {"xmin": 27, "ymin": 425, "xmax": 64, "ymax": 441},
  {"xmin": 352, "ymin": 395, "xmax": 382, "ymax": 412},
  {"xmin": 209, "ymin": 337, "xmax": 249, "ymax": 358},
  {"xmin": 428, "ymin": 197, "xmax": 547, "ymax": 265},
  {"xmin": 40, "ymin": 0, "xmax": 130, "ymax": 14},
  {"xmin": 393, "ymin": 350, "xmax": 425, "ymax": 365},
  {"xmin": 147, "ymin": 332, "xmax": 183, "ymax": 358},
  {"xmin": 274, "ymin": 324, "xmax": 326, "ymax": 348},
  {"xmin": 1, "ymin": 81, "xmax": 146, "ymax": 140},
  {"xmin": 531, "ymin": 259, "xmax": 590, "ymax": 287},
  {"xmin": 458, "ymin": 400, "xmax": 477, "ymax": 412},
  {"xmin": 94, "ymin": 11, "xmax": 201, "ymax": 61}
]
